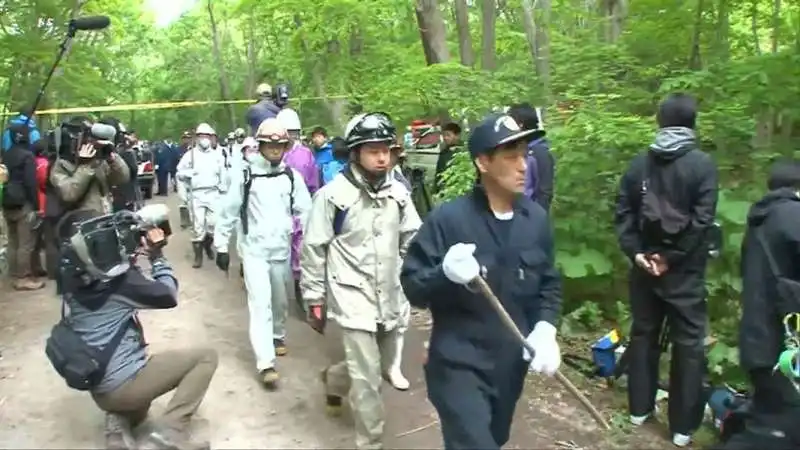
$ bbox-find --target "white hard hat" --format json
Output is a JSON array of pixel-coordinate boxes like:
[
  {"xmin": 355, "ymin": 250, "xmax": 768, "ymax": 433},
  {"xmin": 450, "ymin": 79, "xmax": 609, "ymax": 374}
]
[
  {"xmin": 276, "ymin": 108, "xmax": 302, "ymax": 131},
  {"xmin": 227, "ymin": 132, "xmax": 235, "ymax": 139},
  {"xmin": 255, "ymin": 118, "xmax": 289, "ymax": 143},
  {"xmin": 256, "ymin": 83, "xmax": 272, "ymax": 96},
  {"xmin": 242, "ymin": 136, "xmax": 257, "ymax": 148},
  {"xmin": 195, "ymin": 123, "xmax": 216, "ymax": 135}
]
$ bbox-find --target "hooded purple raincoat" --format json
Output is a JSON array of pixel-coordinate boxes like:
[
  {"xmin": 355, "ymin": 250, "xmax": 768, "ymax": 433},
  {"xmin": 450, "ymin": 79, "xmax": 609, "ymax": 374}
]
[{"xmin": 283, "ymin": 143, "xmax": 320, "ymax": 279}]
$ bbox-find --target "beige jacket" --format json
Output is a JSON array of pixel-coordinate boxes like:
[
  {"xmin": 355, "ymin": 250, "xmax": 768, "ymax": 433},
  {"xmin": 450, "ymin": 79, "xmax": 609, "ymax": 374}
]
[
  {"xmin": 49, "ymin": 154, "xmax": 130, "ymax": 214},
  {"xmin": 301, "ymin": 168, "xmax": 421, "ymax": 332}
]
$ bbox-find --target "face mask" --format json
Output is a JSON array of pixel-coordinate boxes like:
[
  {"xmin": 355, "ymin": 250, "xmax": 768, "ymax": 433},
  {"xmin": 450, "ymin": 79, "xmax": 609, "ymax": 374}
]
[{"xmin": 198, "ymin": 138, "xmax": 211, "ymax": 149}]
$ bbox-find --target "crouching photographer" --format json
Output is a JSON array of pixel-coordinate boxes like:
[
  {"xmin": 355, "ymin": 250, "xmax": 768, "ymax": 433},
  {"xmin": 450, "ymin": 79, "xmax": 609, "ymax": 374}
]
[
  {"xmin": 45, "ymin": 205, "xmax": 218, "ymax": 450},
  {"xmin": 48, "ymin": 117, "xmax": 130, "ymax": 215}
]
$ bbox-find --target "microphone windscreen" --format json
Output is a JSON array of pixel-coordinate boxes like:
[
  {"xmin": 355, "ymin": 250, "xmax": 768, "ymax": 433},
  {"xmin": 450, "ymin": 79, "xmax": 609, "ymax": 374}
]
[
  {"xmin": 90, "ymin": 123, "xmax": 117, "ymax": 141},
  {"xmin": 69, "ymin": 15, "xmax": 110, "ymax": 31}
]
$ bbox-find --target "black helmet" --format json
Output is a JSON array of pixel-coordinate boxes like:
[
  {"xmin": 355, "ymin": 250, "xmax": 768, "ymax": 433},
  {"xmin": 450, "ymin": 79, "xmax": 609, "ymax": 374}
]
[
  {"xmin": 344, "ymin": 112, "xmax": 396, "ymax": 149},
  {"xmin": 274, "ymin": 83, "xmax": 290, "ymax": 107}
]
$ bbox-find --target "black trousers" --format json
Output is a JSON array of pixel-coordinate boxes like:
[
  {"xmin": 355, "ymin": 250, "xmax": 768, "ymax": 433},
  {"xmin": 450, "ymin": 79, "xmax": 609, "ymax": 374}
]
[
  {"xmin": 425, "ymin": 357, "xmax": 527, "ymax": 450},
  {"xmin": 627, "ymin": 265, "xmax": 707, "ymax": 435}
]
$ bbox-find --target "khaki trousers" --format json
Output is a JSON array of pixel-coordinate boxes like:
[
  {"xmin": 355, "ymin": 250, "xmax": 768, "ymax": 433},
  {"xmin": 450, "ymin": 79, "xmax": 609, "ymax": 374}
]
[
  {"xmin": 92, "ymin": 348, "xmax": 218, "ymax": 432},
  {"xmin": 3, "ymin": 206, "xmax": 37, "ymax": 278},
  {"xmin": 324, "ymin": 325, "xmax": 399, "ymax": 450}
]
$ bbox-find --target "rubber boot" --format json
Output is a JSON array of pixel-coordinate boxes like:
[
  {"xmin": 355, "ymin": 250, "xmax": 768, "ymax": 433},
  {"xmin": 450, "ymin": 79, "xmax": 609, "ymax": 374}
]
[
  {"xmin": 386, "ymin": 330, "xmax": 410, "ymax": 390},
  {"xmin": 202, "ymin": 234, "xmax": 215, "ymax": 259},
  {"xmin": 192, "ymin": 242, "xmax": 203, "ymax": 268},
  {"xmin": 179, "ymin": 207, "xmax": 191, "ymax": 229}
]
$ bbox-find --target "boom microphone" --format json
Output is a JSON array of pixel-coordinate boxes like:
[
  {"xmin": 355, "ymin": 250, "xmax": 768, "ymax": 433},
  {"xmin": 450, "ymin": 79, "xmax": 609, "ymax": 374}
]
[{"xmin": 68, "ymin": 15, "xmax": 110, "ymax": 31}]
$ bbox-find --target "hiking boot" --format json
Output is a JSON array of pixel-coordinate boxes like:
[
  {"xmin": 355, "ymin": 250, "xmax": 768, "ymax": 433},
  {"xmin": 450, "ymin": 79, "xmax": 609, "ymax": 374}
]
[
  {"xmin": 320, "ymin": 368, "xmax": 343, "ymax": 416},
  {"xmin": 202, "ymin": 235, "xmax": 214, "ymax": 259},
  {"xmin": 191, "ymin": 243, "xmax": 203, "ymax": 269},
  {"xmin": 260, "ymin": 368, "xmax": 279, "ymax": 390},
  {"xmin": 104, "ymin": 413, "xmax": 136, "ymax": 450},
  {"xmin": 274, "ymin": 338, "xmax": 287, "ymax": 356},
  {"xmin": 13, "ymin": 277, "xmax": 45, "ymax": 291},
  {"xmin": 140, "ymin": 427, "xmax": 210, "ymax": 450}
]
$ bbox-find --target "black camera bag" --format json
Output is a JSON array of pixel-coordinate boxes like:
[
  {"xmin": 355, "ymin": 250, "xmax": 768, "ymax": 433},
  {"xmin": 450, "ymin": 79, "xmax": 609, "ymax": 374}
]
[{"xmin": 45, "ymin": 299, "xmax": 131, "ymax": 391}]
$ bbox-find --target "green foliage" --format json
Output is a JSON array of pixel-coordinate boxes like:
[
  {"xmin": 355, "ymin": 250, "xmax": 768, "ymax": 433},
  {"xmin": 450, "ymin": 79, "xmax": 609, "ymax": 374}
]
[{"xmin": 3, "ymin": 0, "xmax": 800, "ymax": 384}]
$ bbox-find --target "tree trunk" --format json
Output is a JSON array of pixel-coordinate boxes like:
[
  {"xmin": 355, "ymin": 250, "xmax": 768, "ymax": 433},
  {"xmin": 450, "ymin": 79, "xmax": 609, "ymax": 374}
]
[
  {"xmin": 415, "ymin": 0, "xmax": 451, "ymax": 64},
  {"xmin": 688, "ymin": 0, "xmax": 705, "ymax": 70},
  {"xmin": 715, "ymin": 0, "xmax": 730, "ymax": 61},
  {"xmin": 770, "ymin": 0, "xmax": 781, "ymax": 53},
  {"xmin": 245, "ymin": 16, "xmax": 257, "ymax": 97},
  {"xmin": 751, "ymin": 0, "xmax": 761, "ymax": 55},
  {"xmin": 534, "ymin": 0, "xmax": 551, "ymax": 104},
  {"xmin": 453, "ymin": 0, "xmax": 475, "ymax": 66},
  {"xmin": 206, "ymin": 0, "xmax": 236, "ymax": 129},
  {"xmin": 480, "ymin": 0, "xmax": 497, "ymax": 70},
  {"xmin": 520, "ymin": 0, "xmax": 538, "ymax": 72}
]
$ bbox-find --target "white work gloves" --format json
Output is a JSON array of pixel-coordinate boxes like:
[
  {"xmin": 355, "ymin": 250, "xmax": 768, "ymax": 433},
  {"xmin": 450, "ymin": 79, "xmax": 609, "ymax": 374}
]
[
  {"xmin": 442, "ymin": 243, "xmax": 480, "ymax": 285},
  {"xmin": 523, "ymin": 321, "xmax": 561, "ymax": 376}
]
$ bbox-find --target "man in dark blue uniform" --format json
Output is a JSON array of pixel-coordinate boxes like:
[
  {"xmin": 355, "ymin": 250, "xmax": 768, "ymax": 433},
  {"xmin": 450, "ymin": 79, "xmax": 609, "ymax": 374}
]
[{"xmin": 400, "ymin": 113, "xmax": 563, "ymax": 450}]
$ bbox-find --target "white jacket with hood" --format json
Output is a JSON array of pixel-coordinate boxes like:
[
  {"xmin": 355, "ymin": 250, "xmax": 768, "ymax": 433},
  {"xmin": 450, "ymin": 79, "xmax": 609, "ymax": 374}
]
[{"xmin": 214, "ymin": 153, "xmax": 311, "ymax": 260}]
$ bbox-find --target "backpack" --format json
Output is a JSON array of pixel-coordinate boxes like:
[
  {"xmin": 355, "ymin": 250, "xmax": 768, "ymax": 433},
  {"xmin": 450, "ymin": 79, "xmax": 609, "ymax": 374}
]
[
  {"xmin": 1, "ymin": 147, "xmax": 33, "ymax": 209},
  {"xmin": 45, "ymin": 300, "xmax": 133, "ymax": 391},
  {"xmin": 239, "ymin": 167, "xmax": 294, "ymax": 235},
  {"xmin": 639, "ymin": 153, "xmax": 692, "ymax": 240}
]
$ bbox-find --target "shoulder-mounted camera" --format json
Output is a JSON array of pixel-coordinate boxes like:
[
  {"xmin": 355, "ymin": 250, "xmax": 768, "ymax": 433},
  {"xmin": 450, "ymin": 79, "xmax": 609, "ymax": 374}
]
[{"xmin": 58, "ymin": 204, "xmax": 172, "ymax": 284}]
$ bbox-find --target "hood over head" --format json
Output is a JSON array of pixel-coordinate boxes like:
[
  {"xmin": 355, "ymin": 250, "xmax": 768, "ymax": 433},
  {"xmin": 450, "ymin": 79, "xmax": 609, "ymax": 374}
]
[
  {"xmin": 747, "ymin": 187, "xmax": 800, "ymax": 228},
  {"xmin": 649, "ymin": 126, "xmax": 696, "ymax": 161}
]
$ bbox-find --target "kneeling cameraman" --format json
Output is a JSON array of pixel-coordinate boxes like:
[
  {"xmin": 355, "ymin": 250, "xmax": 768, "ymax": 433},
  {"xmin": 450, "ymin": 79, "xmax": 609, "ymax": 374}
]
[{"xmin": 47, "ymin": 207, "xmax": 217, "ymax": 450}]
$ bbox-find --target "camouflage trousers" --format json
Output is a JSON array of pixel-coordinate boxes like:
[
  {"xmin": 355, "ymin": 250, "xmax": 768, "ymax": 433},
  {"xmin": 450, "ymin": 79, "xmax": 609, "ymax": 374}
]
[{"xmin": 324, "ymin": 325, "xmax": 401, "ymax": 450}]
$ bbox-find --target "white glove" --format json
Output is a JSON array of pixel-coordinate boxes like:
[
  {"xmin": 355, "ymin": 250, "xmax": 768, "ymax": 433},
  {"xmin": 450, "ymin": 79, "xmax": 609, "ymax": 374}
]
[
  {"xmin": 442, "ymin": 243, "xmax": 480, "ymax": 285},
  {"xmin": 522, "ymin": 321, "xmax": 561, "ymax": 376}
]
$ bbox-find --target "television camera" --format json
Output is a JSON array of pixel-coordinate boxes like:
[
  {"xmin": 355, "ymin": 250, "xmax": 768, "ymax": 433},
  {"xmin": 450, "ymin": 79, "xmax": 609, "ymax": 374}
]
[{"xmin": 59, "ymin": 204, "xmax": 172, "ymax": 284}]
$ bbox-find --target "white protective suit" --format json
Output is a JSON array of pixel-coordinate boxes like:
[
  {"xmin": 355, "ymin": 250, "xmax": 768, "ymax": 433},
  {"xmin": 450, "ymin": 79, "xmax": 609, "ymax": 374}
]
[
  {"xmin": 177, "ymin": 145, "xmax": 227, "ymax": 242},
  {"xmin": 214, "ymin": 153, "xmax": 311, "ymax": 371}
]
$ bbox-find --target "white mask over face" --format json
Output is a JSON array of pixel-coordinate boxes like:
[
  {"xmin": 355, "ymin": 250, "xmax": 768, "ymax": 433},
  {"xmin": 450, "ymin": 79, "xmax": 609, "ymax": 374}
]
[{"xmin": 197, "ymin": 138, "xmax": 211, "ymax": 150}]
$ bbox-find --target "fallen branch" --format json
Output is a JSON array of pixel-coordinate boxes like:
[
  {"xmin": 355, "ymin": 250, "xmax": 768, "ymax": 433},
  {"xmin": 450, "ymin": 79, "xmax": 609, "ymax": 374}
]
[{"xmin": 473, "ymin": 277, "xmax": 611, "ymax": 430}]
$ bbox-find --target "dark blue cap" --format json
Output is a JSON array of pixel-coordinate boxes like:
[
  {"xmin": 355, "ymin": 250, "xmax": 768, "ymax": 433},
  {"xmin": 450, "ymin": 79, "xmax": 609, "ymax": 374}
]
[{"xmin": 468, "ymin": 113, "xmax": 537, "ymax": 157}]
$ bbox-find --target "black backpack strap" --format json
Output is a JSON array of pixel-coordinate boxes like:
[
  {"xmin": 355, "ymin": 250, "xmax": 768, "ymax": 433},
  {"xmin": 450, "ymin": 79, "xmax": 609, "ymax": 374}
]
[
  {"xmin": 240, "ymin": 167, "xmax": 254, "ymax": 235},
  {"xmin": 285, "ymin": 169, "xmax": 294, "ymax": 215},
  {"xmin": 755, "ymin": 226, "xmax": 783, "ymax": 279},
  {"xmin": 239, "ymin": 169, "xmax": 294, "ymax": 236}
]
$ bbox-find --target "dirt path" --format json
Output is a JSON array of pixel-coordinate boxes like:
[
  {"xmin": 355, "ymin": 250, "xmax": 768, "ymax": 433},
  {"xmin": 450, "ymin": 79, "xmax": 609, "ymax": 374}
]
[{"xmin": 0, "ymin": 194, "xmax": 660, "ymax": 449}]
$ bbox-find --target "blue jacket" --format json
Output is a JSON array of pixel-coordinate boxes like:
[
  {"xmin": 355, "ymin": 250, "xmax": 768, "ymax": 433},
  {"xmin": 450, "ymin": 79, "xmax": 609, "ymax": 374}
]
[
  {"xmin": 321, "ymin": 159, "xmax": 347, "ymax": 185},
  {"xmin": 2, "ymin": 115, "xmax": 41, "ymax": 151},
  {"xmin": 246, "ymin": 99, "xmax": 281, "ymax": 135},
  {"xmin": 526, "ymin": 137, "xmax": 554, "ymax": 211},
  {"xmin": 400, "ymin": 185, "xmax": 562, "ymax": 371}
]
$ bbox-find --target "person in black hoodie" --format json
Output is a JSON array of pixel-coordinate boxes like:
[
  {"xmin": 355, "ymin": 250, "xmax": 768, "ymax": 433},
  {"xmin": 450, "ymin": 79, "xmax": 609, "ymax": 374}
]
[
  {"xmin": 714, "ymin": 160, "xmax": 800, "ymax": 450},
  {"xmin": 1, "ymin": 123, "xmax": 44, "ymax": 291},
  {"xmin": 614, "ymin": 93, "xmax": 718, "ymax": 447}
]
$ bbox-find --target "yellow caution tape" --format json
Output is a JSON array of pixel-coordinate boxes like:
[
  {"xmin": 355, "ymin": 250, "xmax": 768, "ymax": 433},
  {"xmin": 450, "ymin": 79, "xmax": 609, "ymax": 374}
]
[{"xmin": 0, "ymin": 95, "xmax": 349, "ymax": 117}]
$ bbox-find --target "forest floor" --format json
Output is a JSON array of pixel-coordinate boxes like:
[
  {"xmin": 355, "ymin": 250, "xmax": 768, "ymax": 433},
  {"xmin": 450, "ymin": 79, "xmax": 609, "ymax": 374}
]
[{"xmin": 0, "ymin": 194, "xmax": 714, "ymax": 449}]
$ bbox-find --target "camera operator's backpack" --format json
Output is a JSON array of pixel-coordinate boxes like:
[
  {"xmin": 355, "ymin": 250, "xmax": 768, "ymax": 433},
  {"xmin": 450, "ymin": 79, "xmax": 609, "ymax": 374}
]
[
  {"xmin": 239, "ymin": 167, "xmax": 294, "ymax": 235},
  {"xmin": 45, "ymin": 300, "xmax": 133, "ymax": 391}
]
